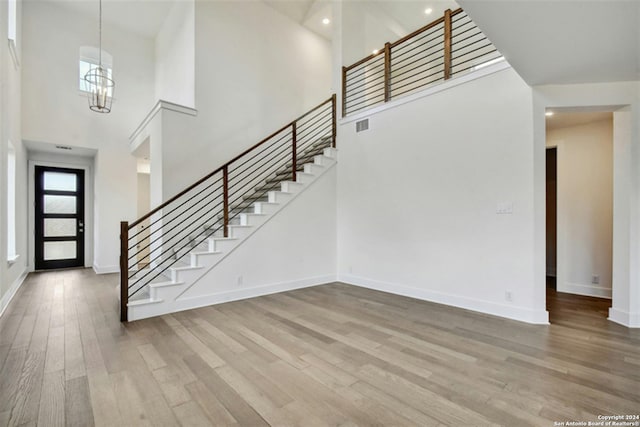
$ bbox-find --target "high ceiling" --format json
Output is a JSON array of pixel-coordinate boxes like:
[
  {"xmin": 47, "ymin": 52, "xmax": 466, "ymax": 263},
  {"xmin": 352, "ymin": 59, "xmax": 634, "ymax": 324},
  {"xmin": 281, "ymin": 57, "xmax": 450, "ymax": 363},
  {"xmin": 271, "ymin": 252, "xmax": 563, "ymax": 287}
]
[
  {"xmin": 35, "ymin": 0, "xmax": 461, "ymax": 42},
  {"xmin": 28, "ymin": 0, "xmax": 176, "ymax": 38},
  {"xmin": 457, "ymin": 0, "xmax": 640, "ymax": 85}
]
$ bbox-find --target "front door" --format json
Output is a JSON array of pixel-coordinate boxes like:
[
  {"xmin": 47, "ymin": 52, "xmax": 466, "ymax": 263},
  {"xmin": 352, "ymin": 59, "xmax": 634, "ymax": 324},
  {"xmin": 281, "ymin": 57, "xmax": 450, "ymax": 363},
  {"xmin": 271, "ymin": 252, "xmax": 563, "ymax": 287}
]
[{"xmin": 34, "ymin": 166, "xmax": 85, "ymax": 270}]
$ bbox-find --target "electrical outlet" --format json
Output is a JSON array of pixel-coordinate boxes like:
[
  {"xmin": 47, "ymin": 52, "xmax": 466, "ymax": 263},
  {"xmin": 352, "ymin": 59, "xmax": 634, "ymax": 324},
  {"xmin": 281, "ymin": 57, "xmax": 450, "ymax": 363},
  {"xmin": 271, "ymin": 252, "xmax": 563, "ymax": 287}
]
[
  {"xmin": 505, "ymin": 291, "xmax": 513, "ymax": 302},
  {"xmin": 496, "ymin": 202, "xmax": 514, "ymax": 215},
  {"xmin": 592, "ymin": 275, "xmax": 600, "ymax": 285},
  {"xmin": 237, "ymin": 275, "xmax": 243, "ymax": 286}
]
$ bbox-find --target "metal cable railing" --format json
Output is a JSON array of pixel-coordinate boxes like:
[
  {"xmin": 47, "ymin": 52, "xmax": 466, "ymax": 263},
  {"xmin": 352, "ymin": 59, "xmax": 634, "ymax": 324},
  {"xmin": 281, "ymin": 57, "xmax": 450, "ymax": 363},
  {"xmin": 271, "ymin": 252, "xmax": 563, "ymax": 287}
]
[
  {"xmin": 342, "ymin": 8, "xmax": 503, "ymax": 117},
  {"xmin": 119, "ymin": 95, "xmax": 337, "ymax": 321}
]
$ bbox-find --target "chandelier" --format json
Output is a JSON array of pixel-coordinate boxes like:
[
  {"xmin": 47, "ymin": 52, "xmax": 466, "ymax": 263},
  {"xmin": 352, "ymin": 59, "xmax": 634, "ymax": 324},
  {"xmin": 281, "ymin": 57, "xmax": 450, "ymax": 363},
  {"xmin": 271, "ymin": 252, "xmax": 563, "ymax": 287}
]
[{"xmin": 84, "ymin": 0, "xmax": 114, "ymax": 113}]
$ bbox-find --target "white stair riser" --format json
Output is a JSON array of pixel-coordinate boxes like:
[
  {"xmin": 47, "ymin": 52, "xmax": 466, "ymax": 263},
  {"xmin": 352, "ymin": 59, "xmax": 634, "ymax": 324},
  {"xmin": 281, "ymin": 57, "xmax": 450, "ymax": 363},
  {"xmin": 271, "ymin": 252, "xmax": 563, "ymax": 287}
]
[
  {"xmin": 229, "ymin": 226, "xmax": 253, "ymax": 239},
  {"xmin": 295, "ymin": 173, "xmax": 316, "ymax": 184},
  {"xmin": 281, "ymin": 181, "xmax": 303, "ymax": 193},
  {"xmin": 190, "ymin": 251, "xmax": 223, "ymax": 265},
  {"xmin": 253, "ymin": 202, "xmax": 279, "ymax": 215},
  {"xmin": 304, "ymin": 163, "xmax": 324, "ymax": 175},
  {"xmin": 268, "ymin": 191, "xmax": 293, "ymax": 204}
]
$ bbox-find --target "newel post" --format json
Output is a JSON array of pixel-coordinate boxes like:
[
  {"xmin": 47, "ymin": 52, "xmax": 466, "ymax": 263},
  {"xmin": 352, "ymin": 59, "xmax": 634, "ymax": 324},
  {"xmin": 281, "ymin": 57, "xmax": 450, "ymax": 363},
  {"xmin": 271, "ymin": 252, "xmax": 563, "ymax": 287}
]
[
  {"xmin": 120, "ymin": 221, "xmax": 129, "ymax": 322},
  {"xmin": 384, "ymin": 42, "xmax": 391, "ymax": 102},
  {"xmin": 223, "ymin": 165, "xmax": 229, "ymax": 238},
  {"xmin": 444, "ymin": 9, "xmax": 452, "ymax": 80},
  {"xmin": 291, "ymin": 122, "xmax": 298, "ymax": 181}
]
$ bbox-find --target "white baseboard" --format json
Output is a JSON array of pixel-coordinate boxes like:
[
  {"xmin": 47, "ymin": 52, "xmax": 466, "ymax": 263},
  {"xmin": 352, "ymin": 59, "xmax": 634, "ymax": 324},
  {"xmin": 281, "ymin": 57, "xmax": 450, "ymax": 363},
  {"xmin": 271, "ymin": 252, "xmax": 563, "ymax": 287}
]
[
  {"xmin": 128, "ymin": 274, "xmax": 336, "ymax": 321},
  {"xmin": 338, "ymin": 273, "xmax": 550, "ymax": 325},
  {"xmin": 609, "ymin": 307, "xmax": 640, "ymax": 328},
  {"xmin": 558, "ymin": 281, "xmax": 611, "ymax": 299},
  {"xmin": 93, "ymin": 264, "xmax": 119, "ymax": 274},
  {"xmin": 0, "ymin": 269, "xmax": 28, "ymax": 318}
]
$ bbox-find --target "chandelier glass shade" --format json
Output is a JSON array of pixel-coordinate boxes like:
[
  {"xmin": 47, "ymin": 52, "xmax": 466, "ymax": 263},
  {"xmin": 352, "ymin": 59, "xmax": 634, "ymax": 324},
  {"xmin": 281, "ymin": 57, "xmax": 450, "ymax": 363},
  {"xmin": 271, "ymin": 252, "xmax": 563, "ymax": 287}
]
[{"xmin": 84, "ymin": 0, "xmax": 114, "ymax": 113}]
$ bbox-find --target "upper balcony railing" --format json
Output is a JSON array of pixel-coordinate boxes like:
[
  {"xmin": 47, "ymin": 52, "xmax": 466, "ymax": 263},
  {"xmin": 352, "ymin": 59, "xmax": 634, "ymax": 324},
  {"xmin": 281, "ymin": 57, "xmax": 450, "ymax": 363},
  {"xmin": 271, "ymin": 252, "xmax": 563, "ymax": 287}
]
[{"xmin": 341, "ymin": 9, "xmax": 503, "ymax": 117}]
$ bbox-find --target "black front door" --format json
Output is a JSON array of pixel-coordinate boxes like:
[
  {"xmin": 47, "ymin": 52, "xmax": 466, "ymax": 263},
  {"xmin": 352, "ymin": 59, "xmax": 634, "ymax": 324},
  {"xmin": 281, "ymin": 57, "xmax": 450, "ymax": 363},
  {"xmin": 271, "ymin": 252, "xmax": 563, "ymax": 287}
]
[{"xmin": 35, "ymin": 166, "xmax": 85, "ymax": 270}]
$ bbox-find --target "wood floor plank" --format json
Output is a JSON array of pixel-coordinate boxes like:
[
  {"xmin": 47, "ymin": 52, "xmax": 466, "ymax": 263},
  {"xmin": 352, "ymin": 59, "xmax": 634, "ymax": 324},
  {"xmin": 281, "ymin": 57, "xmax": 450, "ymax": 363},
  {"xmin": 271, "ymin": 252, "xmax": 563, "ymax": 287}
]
[
  {"xmin": 184, "ymin": 380, "xmax": 239, "ymax": 426},
  {"xmin": 183, "ymin": 353, "xmax": 269, "ymax": 427},
  {"xmin": 7, "ymin": 350, "xmax": 46, "ymax": 426},
  {"xmin": 37, "ymin": 370, "xmax": 65, "ymax": 427},
  {"xmin": 65, "ymin": 376, "xmax": 95, "ymax": 427}
]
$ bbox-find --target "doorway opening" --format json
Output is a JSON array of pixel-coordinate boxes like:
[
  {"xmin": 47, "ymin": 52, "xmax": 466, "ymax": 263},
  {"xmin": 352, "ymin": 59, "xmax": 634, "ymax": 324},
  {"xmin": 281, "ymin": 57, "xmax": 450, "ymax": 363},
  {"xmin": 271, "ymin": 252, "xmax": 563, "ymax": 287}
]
[
  {"xmin": 34, "ymin": 166, "xmax": 85, "ymax": 270},
  {"xmin": 545, "ymin": 147, "xmax": 557, "ymax": 291},
  {"xmin": 545, "ymin": 110, "xmax": 613, "ymax": 323}
]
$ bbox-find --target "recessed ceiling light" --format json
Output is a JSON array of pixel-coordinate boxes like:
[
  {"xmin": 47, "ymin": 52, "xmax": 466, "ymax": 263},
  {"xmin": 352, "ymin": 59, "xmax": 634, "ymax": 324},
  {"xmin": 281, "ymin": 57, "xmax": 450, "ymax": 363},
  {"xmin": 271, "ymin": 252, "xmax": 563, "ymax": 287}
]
[
  {"xmin": 424, "ymin": 8, "xmax": 433, "ymax": 15},
  {"xmin": 545, "ymin": 111, "xmax": 554, "ymax": 117},
  {"xmin": 322, "ymin": 18, "xmax": 330, "ymax": 25},
  {"xmin": 372, "ymin": 49, "xmax": 379, "ymax": 54}
]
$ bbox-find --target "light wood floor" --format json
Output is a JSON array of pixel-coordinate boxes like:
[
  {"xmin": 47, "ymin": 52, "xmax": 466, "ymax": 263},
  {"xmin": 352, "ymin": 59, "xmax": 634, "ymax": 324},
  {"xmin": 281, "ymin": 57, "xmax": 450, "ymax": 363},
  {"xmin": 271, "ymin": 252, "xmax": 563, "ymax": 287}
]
[{"xmin": 1, "ymin": 269, "xmax": 639, "ymax": 426}]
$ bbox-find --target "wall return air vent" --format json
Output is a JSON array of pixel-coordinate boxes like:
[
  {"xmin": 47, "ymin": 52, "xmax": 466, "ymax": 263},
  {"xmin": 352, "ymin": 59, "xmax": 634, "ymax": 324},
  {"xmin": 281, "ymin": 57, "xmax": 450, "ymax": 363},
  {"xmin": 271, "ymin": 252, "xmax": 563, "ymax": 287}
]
[{"xmin": 356, "ymin": 118, "xmax": 369, "ymax": 133}]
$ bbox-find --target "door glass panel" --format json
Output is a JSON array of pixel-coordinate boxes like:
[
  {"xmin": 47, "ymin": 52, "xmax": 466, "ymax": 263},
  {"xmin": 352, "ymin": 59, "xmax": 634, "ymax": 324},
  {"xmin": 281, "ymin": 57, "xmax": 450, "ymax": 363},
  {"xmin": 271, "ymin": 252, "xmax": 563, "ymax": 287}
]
[
  {"xmin": 44, "ymin": 241, "xmax": 77, "ymax": 260},
  {"xmin": 44, "ymin": 195, "xmax": 76, "ymax": 214},
  {"xmin": 44, "ymin": 218, "xmax": 76, "ymax": 237},
  {"xmin": 44, "ymin": 172, "xmax": 77, "ymax": 191}
]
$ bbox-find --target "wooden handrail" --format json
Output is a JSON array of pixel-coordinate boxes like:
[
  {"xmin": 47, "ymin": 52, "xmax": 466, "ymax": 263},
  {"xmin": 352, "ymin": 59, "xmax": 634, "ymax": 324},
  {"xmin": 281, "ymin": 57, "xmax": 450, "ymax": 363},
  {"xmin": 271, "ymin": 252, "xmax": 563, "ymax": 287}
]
[
  {"xmin": 389, "ymin": 15, "xmax": 446, "ymax": 49},
  {"xmin": 341, "ymin": 7, "xmax": 493, "ymax": 117},
  {"xmin": 344, "ymin": 50, "xmax": 385, "ymax": 73},
  {"xmin": 129, "ymin": 96, "xmax": 334, "ymax": 229}
]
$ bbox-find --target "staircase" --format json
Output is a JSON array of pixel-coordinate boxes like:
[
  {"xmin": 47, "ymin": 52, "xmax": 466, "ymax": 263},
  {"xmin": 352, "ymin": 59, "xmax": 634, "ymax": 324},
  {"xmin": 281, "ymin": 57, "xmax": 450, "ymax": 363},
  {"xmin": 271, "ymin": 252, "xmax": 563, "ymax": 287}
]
[{"xmin": 119, "ymin": 96, "xmax": 337, "ymax": 321}]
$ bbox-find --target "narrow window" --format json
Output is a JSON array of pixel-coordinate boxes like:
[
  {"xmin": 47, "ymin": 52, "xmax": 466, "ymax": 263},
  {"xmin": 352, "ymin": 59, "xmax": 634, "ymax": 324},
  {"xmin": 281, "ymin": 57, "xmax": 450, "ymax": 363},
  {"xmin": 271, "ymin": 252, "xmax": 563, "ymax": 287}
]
[
  {"xmin": 79, "ymin": 46, "xmax": 113, "ymax": 97},
  {"xmin": 7, "ymin": 141, "xmax": 16, "ymax": 261},
  {"xmin": 7, "ymin": 0, "xmax": 16, "ymax": 42}
]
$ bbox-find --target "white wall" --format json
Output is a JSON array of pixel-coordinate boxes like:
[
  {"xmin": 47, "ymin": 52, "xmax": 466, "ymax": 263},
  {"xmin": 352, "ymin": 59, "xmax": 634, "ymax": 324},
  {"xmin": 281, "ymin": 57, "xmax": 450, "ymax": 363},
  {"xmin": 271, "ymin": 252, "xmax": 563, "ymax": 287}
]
[
  {"xmin": 155, "ymin": 0, "xmax": 332, "ymax": 198},
  {"xmin": 155, "ymin": 0, "xmax": 195, "ymax": 107},
  {"xmin": 547, "ymin": 119, "xmax": 613, "ymax": 298},
  {"xmin": 0, "ymin": 0, "xmax": 28, "ymax": 312},
  {"xmin": 533, "ymin": 81, "xmax": 640, "ymax": 328},
  {"xmin": 177, "ymin": 166, "xmax": 337, "ymax": 310},
  {"xmin": 337, "ymin": 67, "xmax": 548, "ymax": 324},
  {"xmin": 21, "ymin": 1, "xmax": 155, "ymax": 272},
  {"xmin": 341, "ymin": 0, "xmax": 459, "ymax": 65}
]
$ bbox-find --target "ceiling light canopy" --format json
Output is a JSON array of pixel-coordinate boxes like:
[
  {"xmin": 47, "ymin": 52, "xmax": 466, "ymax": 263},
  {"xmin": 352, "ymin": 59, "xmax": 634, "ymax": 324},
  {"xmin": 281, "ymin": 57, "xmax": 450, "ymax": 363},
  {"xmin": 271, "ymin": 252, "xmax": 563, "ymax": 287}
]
[{"xmin": 84, "ymin": 0, "xmax": 115, "ymax": 113}]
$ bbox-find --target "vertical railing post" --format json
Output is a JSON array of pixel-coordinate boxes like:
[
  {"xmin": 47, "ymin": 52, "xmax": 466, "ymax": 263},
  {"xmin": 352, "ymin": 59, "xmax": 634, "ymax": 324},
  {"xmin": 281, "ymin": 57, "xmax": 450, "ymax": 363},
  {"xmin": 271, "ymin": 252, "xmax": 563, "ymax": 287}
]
[
  {"xmin": 341, "ymin": 66, "xmax": 347, "ymax": 117},
  {"xmin": 444, "ymin": 9, "xmax": 452, "ymax": 80},
  {"xmin": 119, "ymin": 221, "xmax": 128, "ymax": 322},
  {"xmin": 331, "ymin": 94, "xmax": 337, "ymax": 148},
  {"xmin": 291, "ymin": 122, "xmax": 297, "ymax": 181},
  {"xmin": 223, "ymin": 165, "xmax": 229, "ymax": 237},
  {"xmin": 384, "ymin": 42, "xmax": 391, "ymax": 102}
]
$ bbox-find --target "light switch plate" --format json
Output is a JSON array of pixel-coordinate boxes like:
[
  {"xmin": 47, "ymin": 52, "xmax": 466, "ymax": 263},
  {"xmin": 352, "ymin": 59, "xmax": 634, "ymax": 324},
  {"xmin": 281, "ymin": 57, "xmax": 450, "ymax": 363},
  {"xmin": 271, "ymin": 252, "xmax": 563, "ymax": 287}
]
[{"xmin": 496, "ymin": 202, "xmax": 514, "ymax": 214}]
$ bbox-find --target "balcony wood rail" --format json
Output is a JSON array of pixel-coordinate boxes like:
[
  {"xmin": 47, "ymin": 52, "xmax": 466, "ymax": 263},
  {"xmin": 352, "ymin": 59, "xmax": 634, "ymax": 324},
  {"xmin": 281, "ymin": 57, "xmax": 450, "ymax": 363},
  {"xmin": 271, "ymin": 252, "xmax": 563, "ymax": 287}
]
[{"xmin": 342, "ymin": 8, "xmax": 502, "ymax": 117}]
